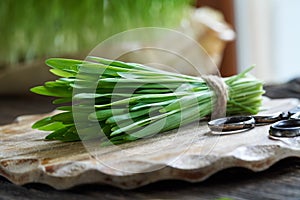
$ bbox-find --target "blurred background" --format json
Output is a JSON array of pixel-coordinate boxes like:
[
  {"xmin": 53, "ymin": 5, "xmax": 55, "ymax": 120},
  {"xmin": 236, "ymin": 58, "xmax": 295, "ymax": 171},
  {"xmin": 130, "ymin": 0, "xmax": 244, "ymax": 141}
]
[
  {"xmin": 235, "ymin": 0, "xmax": 300, "ymax": 83},
  {"xmin": 1, "ymin": 0, "xmax": 300, "ymax": 95},
  {"xmin": 0, "ymin": 0, "xmax": 191, "ymax": 66}
]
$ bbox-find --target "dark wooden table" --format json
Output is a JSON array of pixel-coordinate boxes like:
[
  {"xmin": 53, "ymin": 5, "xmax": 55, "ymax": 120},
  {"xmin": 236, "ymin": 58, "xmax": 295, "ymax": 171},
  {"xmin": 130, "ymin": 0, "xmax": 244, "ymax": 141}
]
[{"xmin": 0, "ymin": 93, "xmax": 299, "ymax": 200}]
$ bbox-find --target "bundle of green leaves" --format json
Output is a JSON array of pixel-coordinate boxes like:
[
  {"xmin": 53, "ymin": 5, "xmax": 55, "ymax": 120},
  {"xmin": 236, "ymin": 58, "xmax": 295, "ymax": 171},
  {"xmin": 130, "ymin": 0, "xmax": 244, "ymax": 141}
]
[{"xmin": 31, "ymin": 57, "xmax": 264, "ymax": 145}]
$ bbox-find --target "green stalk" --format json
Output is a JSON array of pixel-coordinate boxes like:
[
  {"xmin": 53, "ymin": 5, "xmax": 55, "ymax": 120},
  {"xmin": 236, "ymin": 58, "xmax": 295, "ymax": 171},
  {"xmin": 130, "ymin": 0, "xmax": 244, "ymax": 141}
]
[{"xmin": 31, "ymin": 56, "xmax": 265, "ymax": 144}]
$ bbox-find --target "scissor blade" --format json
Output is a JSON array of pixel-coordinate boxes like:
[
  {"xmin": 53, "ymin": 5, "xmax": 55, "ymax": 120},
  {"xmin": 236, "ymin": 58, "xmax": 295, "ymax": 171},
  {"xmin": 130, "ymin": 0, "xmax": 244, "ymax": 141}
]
[{"xmin": 289, "ymin": 105, "xmax": 300, "ymax": 114}]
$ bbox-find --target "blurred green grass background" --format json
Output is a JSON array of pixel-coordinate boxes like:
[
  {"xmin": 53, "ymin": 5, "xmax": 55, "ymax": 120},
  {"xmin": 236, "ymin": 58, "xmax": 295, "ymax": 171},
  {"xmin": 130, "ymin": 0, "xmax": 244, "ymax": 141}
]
[{"xmin": 0, "ymin": 0, "xmax": 192, "ymax": 68}]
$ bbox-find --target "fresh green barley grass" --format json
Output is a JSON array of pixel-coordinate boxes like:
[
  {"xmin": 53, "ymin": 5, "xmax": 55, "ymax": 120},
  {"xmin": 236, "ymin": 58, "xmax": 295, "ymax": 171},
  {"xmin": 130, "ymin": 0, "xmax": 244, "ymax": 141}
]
[{"xmin": 31, "ymin": 57, "xmax": 264, "ymax": 145}]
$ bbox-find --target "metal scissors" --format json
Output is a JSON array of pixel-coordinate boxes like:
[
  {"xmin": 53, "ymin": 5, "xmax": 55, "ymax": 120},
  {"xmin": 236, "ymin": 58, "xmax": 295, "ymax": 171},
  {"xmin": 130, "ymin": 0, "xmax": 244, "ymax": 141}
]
[{"xmin": 207, "ymin": 105, "xmax": 300, "ymax": 137}]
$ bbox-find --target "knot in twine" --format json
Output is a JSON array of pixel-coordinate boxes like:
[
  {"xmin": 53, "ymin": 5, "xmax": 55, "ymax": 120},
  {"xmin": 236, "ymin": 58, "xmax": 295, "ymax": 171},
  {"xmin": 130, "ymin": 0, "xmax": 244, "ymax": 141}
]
[{"xmin": 202, "ymin": 75, "xmax": 228, "ymax": 119}]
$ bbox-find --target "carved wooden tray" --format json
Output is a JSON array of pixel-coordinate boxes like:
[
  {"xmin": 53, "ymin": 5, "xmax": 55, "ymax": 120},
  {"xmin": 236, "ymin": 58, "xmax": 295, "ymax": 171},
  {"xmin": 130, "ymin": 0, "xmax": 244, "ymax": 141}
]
[{"xmin": 0, "ymin": 98, "xmax": 299, "ymax": 189}]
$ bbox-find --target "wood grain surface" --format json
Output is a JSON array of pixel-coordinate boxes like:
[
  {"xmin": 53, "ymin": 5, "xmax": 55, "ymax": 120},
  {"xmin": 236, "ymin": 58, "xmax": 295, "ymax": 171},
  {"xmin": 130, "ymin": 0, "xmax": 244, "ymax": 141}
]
[{"xmin": 0, "ymin": 95, "xmax": 299, "ymax": 199}]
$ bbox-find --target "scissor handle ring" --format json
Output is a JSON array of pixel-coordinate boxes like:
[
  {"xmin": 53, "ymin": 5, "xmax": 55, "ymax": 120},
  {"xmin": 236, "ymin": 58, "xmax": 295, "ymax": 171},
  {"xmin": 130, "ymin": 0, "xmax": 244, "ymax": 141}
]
[
  {"xmin": 208, "ymin": 116, "xmax": 255, "ymax": 132},
  {"xmin": 269, "ymin": 119, "xmax": 300, "ymax": 137}
]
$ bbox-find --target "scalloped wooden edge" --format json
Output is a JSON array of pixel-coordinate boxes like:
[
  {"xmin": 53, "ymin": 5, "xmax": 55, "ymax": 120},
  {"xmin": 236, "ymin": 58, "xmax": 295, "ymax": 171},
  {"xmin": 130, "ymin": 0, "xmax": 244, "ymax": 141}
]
[{"xmin": 0, "ymin": 98, "xmax": 299, "ymax": 189}]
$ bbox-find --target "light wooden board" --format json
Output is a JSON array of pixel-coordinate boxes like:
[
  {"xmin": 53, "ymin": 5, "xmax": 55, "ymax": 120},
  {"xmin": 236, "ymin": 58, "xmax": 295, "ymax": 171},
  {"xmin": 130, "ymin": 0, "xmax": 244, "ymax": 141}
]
[{"xmin": 0, "ymin": 98, "xmax": 299, "ymax": 189}]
